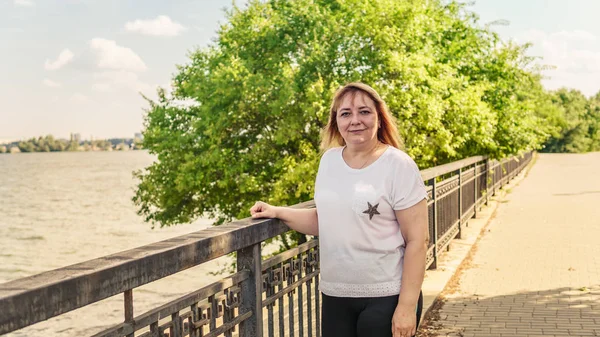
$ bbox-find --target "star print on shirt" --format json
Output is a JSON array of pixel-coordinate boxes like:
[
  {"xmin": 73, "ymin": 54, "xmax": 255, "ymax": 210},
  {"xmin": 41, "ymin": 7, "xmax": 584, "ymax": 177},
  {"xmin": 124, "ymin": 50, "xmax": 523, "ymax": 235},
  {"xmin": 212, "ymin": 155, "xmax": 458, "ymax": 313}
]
[{"xmin": 362, "ymin": 202, "xmax": 380, "ymax": 220}]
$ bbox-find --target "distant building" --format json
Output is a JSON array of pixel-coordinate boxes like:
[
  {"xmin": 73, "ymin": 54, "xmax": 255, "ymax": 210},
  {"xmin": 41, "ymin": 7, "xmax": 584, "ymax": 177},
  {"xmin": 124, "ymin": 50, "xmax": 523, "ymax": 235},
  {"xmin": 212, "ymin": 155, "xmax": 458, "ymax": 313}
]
[{"xmin": 70, "ymin": 133, "xmax": 81, "ymax": 143}]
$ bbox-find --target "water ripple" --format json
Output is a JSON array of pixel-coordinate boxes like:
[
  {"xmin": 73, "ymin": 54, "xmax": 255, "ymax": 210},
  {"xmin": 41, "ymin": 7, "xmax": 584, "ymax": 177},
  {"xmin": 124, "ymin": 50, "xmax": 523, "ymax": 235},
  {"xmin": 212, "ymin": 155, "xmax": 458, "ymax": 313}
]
[{"xmin": 0, "ymin": 151, "xmax": 221, "ymax": 337}]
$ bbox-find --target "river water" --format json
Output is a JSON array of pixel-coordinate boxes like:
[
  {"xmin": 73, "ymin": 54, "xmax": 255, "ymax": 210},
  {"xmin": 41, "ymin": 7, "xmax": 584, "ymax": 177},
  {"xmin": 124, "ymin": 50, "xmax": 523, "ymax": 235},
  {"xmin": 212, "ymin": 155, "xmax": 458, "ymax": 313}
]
[{"xmin": 0, "ymin": 151, "xmax": 234, "ymax": 336}]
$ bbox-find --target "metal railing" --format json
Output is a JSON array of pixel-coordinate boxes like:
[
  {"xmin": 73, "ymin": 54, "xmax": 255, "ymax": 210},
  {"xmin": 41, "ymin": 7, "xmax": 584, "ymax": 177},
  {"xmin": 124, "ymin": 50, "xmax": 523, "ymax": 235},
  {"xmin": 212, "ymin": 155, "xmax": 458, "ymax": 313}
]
[
  {"xmin": 0, "ymin": 152, "xmax": 532, "ymax": 337},
  {"xmin": 421, "ymin": 152, "xmax": 533, "ymax": 269}
]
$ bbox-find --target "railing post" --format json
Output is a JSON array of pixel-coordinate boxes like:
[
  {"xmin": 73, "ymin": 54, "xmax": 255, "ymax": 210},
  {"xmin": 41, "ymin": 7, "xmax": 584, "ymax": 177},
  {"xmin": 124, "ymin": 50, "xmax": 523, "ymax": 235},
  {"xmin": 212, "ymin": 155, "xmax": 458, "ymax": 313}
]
[
  {"xmin": 237, "ymin": 243, "xmax": 263, "ymax": 337},
  {"xmin": 473, "ymin": 164, "xmax": 478, "ymax": 218},
  {"xmin": 485, "ymin": 158, "xmax": 490, "ymax": 206},
  {"xmin": 457, "ymin": 168, "xmax": 462, "ymax": 239},
  {"xmin": 431, "ymin": 178, "xmax": 438, "ymax": 269},
  {"xmin": 124, "ymin": 290, "xmax": 134, "ymax": 337},
  {"xmin": 501, "ymin": 160, "xmax": 506, "ymax": 188},
  {"xmin": 490, "ymin": 160, "xmax": 495, "ymax": 196}
]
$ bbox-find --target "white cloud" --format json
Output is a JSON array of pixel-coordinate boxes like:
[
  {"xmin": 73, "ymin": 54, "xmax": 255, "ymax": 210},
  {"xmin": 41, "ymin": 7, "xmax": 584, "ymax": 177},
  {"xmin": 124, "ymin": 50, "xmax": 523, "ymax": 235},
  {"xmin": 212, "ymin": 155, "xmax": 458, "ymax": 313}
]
[
  {"xmin": 517, "ymin": 29, "xmax": 600, "ymax": 96},
  {"xmin": 89, "ymin": 38, "xmax": 147, "ymax": 72},
  {"xmin": 125, "ymin": 15, "xmax": 186, "ymax": 37},
  {"xmin": 92, "ymin": 71, "xmax": 152, "ymax": 93},
  {"xmin": 0, "ymin": 27, "xmax": 25, "ymax": 33},
  {"xmin": 42, "ymin": 79, "xmax": 61, "ymax": 88},
  {"xmin": 554, "ymin": 30, "xmax": 597, "ymax": 42},
  {"xmin": 14, "ymin": 0, "xmax": 35, "ymax": 7},
  {"xmin": 44, "ymin": 49, "xmax": 74, "ymax": 71},
  {"xmin": 69, "ymin": 93, "xmax": 89, "ymax": 103}
]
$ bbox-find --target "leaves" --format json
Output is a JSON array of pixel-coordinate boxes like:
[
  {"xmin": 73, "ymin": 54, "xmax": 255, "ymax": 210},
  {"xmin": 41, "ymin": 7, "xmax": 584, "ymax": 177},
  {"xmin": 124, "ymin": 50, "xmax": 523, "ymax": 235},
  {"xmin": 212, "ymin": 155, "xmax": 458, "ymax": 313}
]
[
  {"xmin": 133, "ymin": 0, "xmax": 572, "ymax": 228},
  {"xmin": 541, "ymin": 88, "xmax": 600, "ymax": 153}
]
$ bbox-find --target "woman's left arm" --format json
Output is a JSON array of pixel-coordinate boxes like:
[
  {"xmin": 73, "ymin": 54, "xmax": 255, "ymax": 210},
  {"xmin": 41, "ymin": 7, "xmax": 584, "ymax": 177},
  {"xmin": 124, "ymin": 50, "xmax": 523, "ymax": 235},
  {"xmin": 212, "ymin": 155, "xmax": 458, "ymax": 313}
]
[{"xmin": 392, "ymin": 198, "xmax": 429, "ymax": 337}]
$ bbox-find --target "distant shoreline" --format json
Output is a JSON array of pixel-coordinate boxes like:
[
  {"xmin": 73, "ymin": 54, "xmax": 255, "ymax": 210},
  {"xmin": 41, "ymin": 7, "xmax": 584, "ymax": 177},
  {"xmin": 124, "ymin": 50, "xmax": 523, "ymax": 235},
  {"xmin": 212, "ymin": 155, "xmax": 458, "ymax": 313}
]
[
  {"xmin": 0, "ymin": 148, "xmax": 144, "ymax": 154},
  {"xmin": 0, "ymin": 135, "xmax": 143, "ymax": 154}
]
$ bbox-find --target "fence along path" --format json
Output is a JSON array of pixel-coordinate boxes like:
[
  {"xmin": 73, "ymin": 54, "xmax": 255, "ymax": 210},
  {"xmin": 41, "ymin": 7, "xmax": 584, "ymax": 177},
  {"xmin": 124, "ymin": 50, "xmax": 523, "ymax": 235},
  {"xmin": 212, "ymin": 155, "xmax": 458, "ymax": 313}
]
[
  {"xmin": 0, "ymin": 152, "xmax": 532, "ymax": 337},
  {"xmin": 419, "ymin": 152, "xmax": 600, "ymax": 337}
]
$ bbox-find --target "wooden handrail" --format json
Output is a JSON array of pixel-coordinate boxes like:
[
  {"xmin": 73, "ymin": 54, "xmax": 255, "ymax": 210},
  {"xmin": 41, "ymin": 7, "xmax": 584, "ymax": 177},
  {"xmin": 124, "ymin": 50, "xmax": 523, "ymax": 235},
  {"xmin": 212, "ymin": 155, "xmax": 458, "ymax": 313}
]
[{"xmin": 0, "ymin": 218, "xmax": 289, "ymax": 334}]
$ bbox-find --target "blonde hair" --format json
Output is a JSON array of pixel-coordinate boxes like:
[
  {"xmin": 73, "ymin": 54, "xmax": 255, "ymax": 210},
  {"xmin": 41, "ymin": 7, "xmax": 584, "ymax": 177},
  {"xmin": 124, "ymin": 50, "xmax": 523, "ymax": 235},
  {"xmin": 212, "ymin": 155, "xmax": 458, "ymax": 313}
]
[{"xmin": 321, "ymin": 82, "xmax": 402, "ymax": 150}]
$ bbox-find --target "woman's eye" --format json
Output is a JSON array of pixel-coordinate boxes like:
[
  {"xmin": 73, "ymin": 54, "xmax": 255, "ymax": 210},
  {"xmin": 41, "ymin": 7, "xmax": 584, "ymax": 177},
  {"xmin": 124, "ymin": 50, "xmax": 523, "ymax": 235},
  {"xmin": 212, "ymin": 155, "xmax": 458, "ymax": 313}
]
[
  {"xmin": 360, "ymin": 110, "xmax": 370, "ymax": 114},
  {"xmin": 340, "ymin": 112, "xmax": 350, "ymax": 117}
]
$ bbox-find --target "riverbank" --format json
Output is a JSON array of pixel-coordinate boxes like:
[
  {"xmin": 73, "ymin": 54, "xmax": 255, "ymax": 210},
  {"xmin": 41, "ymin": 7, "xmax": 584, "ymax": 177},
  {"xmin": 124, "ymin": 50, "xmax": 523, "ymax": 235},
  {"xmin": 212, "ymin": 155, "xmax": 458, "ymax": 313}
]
[{"xmin": 0, "ymin": 135, "xmax": 142, "ymax": 153}]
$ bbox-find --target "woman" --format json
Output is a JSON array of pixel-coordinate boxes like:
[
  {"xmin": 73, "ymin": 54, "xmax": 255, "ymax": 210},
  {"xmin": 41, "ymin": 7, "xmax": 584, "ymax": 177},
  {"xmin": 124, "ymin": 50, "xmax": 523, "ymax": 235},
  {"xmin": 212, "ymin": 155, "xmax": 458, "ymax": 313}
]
[{"xmin": 250, "ymin": 82, "xmax": 429, "ymax": 337}]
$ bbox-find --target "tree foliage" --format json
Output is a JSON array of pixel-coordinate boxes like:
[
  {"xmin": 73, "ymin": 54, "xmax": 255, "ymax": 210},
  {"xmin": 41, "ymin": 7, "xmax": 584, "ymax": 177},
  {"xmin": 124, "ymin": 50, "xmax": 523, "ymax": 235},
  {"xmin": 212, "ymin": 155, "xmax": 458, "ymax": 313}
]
[
  {"xmin": 541, "ymin": 89, "xmax": 600, "ymax": 153},
  {"xmin": 133, "ymin": 0, "xmax": 573, "ymax": 228},
  {"xmin": 13, "ymin": 136, "xmax": 141, "ymax": 153},
  {"xmin": 18, "ymin": 135, "xmax": 71, "ymax": 152}
]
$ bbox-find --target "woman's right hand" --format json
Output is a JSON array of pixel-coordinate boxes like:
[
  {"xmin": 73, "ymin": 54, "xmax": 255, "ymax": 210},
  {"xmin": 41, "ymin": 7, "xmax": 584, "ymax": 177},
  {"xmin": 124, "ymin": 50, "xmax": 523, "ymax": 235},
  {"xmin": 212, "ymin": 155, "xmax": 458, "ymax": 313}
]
[{"xmin": 250, "ymin": 201, "xmax": 278, "ymax": 219}]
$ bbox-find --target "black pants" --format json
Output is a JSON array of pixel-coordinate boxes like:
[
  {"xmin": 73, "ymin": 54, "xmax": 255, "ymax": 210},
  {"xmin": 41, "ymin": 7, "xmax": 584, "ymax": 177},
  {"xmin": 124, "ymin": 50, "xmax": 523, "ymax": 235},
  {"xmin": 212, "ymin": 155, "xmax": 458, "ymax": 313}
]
[{"xmin": 321, "ymin": 291, "xmax": 423, "ymax": 337}]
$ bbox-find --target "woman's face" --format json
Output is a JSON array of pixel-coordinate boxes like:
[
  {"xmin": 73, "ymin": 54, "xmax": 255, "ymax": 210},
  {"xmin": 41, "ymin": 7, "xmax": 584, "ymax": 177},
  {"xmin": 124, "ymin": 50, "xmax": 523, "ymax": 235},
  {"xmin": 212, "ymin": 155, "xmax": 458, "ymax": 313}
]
[{"xmin": 336, "ymin": 91, "xmax": 379, "ymax": 146}]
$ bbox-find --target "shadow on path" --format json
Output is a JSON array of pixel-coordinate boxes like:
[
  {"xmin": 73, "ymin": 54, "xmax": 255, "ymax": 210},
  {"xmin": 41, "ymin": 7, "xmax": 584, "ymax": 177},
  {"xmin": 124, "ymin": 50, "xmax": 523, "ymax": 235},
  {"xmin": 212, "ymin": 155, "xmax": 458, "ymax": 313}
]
[
  {"xmin": 417, "ymin": 285, "xmax": 600, "ymax": 337},
  {"xmin": 554, "ymin": 190, "xmax": 600, "ymax": 197}
]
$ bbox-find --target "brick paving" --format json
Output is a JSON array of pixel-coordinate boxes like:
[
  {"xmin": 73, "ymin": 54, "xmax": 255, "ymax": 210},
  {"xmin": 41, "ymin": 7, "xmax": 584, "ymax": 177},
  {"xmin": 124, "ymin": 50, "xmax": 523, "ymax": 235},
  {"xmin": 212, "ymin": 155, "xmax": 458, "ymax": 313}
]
[{"xmin": 421, "ymin": 152, "xmax": 600, "ymax": 337}]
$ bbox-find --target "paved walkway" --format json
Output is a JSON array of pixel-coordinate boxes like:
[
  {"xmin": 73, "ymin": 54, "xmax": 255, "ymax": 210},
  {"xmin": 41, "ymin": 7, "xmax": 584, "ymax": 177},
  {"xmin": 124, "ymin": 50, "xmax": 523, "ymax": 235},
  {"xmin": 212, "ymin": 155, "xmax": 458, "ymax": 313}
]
[{"xmin": 420, "ymin": 152, "xmax": 600, "ymax": 337}]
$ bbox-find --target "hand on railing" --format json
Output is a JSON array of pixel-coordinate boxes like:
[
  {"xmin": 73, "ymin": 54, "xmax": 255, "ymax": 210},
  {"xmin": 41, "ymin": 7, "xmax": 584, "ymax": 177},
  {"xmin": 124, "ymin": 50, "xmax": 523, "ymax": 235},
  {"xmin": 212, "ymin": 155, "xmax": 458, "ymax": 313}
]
[
  {"xmin": 250, "ymin": 201, "xmax": 278, "ymax": 219},
  {"xmin": 250, "ymin": 201, "xmax": 319, "ymax": 236}
]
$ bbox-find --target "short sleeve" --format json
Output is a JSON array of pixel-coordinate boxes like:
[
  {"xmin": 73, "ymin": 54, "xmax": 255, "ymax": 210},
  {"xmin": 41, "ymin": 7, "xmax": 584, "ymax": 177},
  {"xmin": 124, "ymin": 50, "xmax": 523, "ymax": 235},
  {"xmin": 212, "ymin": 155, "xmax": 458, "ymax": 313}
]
[
  {"xmin": 391, "ymin": 156, "xmax": 428, "ymax": 210},
  {"xmin": 314, "ymin": 147, "xmax": 338, "ymax": 198}
]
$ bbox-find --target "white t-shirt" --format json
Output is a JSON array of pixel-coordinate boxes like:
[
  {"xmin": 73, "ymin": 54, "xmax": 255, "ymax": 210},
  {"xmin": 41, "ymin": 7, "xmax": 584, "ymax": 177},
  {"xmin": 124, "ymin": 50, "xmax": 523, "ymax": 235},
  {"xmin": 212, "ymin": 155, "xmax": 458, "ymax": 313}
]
[{"xmin": 314, "ymin": 145, "xmax": 427, "ymax": 298}]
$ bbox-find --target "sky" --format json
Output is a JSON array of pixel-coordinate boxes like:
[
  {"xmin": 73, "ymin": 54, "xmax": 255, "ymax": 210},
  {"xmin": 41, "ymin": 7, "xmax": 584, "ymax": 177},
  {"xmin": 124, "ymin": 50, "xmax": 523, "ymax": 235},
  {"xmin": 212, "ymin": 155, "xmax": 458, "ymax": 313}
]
[{"xmin": 1, "ymin": 0, "xmax": 599, "ymax": 143}]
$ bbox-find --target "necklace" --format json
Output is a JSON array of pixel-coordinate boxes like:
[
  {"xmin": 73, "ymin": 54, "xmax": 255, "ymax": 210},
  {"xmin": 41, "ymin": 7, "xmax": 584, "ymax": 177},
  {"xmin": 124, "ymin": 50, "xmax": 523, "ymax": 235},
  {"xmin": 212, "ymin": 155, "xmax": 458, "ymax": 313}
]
[{"xmin": 356, "ymin": 142, "xmax": 381, "ymax": 169}]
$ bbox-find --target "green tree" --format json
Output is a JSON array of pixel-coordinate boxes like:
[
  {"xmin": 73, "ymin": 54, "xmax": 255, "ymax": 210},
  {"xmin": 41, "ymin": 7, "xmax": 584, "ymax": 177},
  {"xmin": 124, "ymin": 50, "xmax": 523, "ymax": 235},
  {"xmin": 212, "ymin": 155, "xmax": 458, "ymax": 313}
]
[
  {"xmin": 66, "ymin": 140, "xmax": 80, "ymax": 151},
  {"xmin": 51, "ymin": 141, "xmax": 66, "ymax": 152},
  {"xmin": 542, "ymin": 89, "xmax": 592, "ymax": 153},
  {"xmin": 134, "ymin": 0, "xmax": 551, "ymax": 231},
  {"xmin": 586, "ymin": 92, "xmax": 600, "ymax": 151},
  {"xmin": 17, "ymin": 141, "xmax": 35, "ymax": 152}
]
